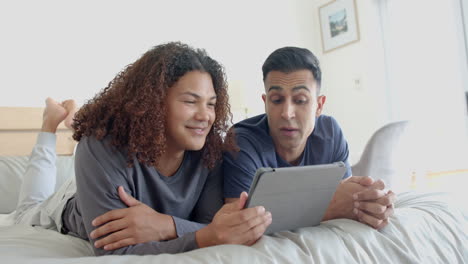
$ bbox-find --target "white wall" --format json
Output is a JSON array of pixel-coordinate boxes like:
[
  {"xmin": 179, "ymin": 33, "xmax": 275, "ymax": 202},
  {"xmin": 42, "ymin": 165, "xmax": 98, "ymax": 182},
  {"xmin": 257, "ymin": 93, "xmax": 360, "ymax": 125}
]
[
  {"xmin": 0, "ymin": 0, "xmax": 400, "ymax": 162},
  {"xmin": 311, "ymin": 0, "xmax": 468, "ymax": 164},
  {"xmin": 463, "ymin": 0, "xmax": 468, "ymax": 70},
  {"xmin": 311, "ymin": 0, "xmax": 390, "ymax": 162},
  {"xmin": 0, "ymin": 0, "xmax": 316, "ymax": 122},
  {"xmin": 2, "ymin": 0, "xmax": 466, "ymax": 164},
  {"xmin": 461, "ymin": 0, "xmax": 468, "ymax": 133}
]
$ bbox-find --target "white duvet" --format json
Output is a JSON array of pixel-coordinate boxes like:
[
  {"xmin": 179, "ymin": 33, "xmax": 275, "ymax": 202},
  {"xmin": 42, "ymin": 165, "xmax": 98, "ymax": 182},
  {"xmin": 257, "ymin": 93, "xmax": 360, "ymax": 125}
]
[{"xmin": 1, "ymin": 191, "xmax": 467, "ymax": 264}]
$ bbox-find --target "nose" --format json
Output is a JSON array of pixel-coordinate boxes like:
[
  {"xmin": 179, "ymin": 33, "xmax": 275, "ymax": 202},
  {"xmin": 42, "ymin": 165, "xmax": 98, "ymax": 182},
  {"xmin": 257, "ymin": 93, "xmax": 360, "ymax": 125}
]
[
  {"xmin": 281, "ymin": 101, "xmax": 295, "ymax": 120},
  {"xmin": 194, "ymin": 104, "xmax": 211, "ymax": 122}
]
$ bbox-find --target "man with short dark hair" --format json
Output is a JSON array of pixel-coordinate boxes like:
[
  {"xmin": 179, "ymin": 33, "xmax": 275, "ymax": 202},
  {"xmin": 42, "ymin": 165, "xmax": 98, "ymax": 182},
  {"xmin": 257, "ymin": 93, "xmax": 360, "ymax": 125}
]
[{"xmin": 224, "ymin": 46, "xmax": 396, "ymax": 229}]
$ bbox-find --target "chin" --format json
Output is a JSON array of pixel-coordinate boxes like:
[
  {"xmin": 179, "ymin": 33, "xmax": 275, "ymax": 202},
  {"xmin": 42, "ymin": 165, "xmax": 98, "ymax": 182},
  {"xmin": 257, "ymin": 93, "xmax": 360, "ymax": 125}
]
[
  {"xmin": 186, "ymin": 142, "xmax": 205, "ymax": 151},
  {"xmin": 279, "ymin": 140, "xmax": 301, "ymax": 150}
]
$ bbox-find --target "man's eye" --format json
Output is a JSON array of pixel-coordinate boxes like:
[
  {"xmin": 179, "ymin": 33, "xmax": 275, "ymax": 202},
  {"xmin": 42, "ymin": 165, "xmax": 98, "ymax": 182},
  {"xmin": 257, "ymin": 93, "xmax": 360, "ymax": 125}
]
[
  {"xmin": 295, "ymin": 99, "xmax": 308, "ymax": 104},
  {"xmin": 270, "ymin": 98, "xmax": 283, "ymax": 104}
]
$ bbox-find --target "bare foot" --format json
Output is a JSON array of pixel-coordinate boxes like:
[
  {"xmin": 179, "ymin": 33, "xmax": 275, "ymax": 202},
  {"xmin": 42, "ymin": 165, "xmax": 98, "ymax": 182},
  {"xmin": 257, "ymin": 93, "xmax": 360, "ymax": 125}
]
[
  {"xmin": 42, "ymin": 98, "xmax": 68, "ymax": 133},
  {"xmin": 61, "ymin": 100, "xmax": 78, "ymax": 130}
]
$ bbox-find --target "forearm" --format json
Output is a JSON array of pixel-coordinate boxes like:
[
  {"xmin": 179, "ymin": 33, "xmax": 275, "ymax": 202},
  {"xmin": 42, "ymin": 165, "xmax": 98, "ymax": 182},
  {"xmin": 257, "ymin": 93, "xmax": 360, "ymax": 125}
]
[
  {"xmin": 322, "ymin": 197, "xmax": 341, "ymax": 221},
  {"xmin": 75, "ymin": 168, "xmax": 201, "ymax": 255},
  {"xmin": 172, "ymin": 216, "xmax": 206, "ymax": 238},
  {"xmin": 95, "ymin": 232, "xmax": 199, "ymax": 256},
  {"xmin": 322, "ymin": 197, "xmax": 358, "ymax": 221},
  {"xmin": 195, "ymin": 225, "xmax": 217, "ymax": 248},
  {"xmin": 322, "ymin": 203, "xmax": 342, "ymax": 221},
  {"xmin": 321, "ymin": 182, "xmax": 357, "ymax": 221}
]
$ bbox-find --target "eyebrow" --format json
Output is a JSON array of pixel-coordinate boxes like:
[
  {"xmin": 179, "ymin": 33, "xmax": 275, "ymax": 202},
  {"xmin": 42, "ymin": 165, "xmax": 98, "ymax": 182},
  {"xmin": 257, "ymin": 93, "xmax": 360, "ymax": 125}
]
[
  {"xmin": 181, "ymin": 92, "xmax": 217, "ymax": 100},
  {"xmin": 267, "ymin": 85, "xmax": 310, "ymax": 93}
]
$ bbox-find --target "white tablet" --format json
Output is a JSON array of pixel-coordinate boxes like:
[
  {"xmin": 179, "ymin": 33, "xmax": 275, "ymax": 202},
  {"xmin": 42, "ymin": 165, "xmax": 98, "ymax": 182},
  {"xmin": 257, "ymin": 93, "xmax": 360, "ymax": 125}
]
[{"xmin": 245, "ymin": 162, "xmax": 346, "ymax": 234}]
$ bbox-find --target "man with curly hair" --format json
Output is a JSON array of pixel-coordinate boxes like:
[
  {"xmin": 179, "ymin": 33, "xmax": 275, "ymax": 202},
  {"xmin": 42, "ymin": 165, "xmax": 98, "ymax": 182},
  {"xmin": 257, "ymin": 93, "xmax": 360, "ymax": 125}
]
[
  {"xmin": 14, "ymin": 42, "xmax": 272, "ymax": 256},
  {"xmin": 223, "ymin": 46, "xmax": 396, "ymax": 230}
]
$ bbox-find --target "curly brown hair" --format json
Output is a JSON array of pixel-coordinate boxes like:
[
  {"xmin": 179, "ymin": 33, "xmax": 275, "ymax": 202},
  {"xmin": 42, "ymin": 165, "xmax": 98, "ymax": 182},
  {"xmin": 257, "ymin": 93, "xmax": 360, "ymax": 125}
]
[{"xmin": 72, "ymin": 42, "xmax": 236, "ymax": 169}]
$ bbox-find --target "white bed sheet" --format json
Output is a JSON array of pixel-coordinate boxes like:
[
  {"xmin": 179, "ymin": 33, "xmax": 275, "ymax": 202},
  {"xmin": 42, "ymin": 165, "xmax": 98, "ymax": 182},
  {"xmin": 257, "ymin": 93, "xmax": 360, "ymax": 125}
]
[
  {"xmin": 0, "ymin": 213, "xmax": 14, "ymax": 226},
  {"xmin": 1, "ymin": 192, "xmax": 467, "ymax": 264}
]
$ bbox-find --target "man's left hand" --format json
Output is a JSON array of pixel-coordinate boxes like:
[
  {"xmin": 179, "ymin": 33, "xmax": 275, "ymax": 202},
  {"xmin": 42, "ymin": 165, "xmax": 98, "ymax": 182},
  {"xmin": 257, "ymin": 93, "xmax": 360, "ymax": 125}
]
[{"xmin": 353, "ymin": 180, "xmax": 397, "ymax": 229}]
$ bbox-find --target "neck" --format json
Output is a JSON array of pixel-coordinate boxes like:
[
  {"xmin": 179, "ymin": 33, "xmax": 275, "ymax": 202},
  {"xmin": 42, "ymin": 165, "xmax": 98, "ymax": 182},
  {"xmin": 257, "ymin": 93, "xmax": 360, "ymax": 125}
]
[
  {"xmin": 156, "ymin": 149, "xmax": 185, "ymax": 177},
  {"xmin": 275, "ymin": 143, "xmax": 306, "ymax": 166}
]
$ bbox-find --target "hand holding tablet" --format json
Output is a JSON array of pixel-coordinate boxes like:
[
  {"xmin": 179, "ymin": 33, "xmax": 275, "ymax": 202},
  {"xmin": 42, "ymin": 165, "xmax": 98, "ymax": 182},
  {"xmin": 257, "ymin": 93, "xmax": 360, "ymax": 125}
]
[{"xmin": 245, "ymin": 162, "xmax": 346, "ymax": 234}]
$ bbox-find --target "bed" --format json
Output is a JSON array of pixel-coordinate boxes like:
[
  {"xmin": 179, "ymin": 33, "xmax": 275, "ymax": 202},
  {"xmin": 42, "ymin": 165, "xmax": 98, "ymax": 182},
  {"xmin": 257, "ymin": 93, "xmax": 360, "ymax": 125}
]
[{"xmin": 1, "ymin": 107, "xmax": 467, "ymax": 264}]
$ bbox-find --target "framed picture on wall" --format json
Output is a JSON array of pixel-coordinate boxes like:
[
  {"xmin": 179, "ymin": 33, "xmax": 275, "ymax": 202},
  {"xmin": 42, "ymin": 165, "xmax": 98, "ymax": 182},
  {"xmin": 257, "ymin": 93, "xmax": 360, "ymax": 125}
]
[{"xmin": 319, "ymin": 0, "xmax": 360, "ymax": 53}]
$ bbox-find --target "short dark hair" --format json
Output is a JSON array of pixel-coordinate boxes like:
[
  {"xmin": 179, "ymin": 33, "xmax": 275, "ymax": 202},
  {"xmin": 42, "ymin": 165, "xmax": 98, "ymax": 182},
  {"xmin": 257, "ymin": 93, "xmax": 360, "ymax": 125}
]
[{"xmin": 262, "ymin": 47, "xmax": 322, "ymax": 90}]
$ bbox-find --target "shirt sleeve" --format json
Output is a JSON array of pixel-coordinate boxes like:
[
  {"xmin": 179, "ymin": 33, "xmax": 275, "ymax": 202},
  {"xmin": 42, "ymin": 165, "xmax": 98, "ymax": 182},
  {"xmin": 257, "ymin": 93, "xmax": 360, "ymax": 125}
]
[
  {"xmin": 223, "ymin": 135, "xmax": 263, "ymax": 198},
  {"xmin": 171, "ymin": 163, "xmax": 224, "ymax": 236},
  {"xmin": 329, "ymin": 117, "xmax": 352, "ymax": 179},
  {"xmin": 74, "ymin": 137, "xmax": 198, "ymax": 256}
]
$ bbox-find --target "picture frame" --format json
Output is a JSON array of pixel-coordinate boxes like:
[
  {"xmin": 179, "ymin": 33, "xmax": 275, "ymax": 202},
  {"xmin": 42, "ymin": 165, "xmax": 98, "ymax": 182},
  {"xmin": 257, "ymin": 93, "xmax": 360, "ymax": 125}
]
[{"xmin": 319, "ymin": 0, "xmax": 360, "ymax": 53}]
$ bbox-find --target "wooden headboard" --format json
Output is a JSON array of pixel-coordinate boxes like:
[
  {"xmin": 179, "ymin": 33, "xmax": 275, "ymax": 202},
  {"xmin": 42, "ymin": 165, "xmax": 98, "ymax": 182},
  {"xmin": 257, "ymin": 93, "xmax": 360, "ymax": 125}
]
[{"xmin": 0, "ymin": 107, "xmax": 76, "ymax": 156}]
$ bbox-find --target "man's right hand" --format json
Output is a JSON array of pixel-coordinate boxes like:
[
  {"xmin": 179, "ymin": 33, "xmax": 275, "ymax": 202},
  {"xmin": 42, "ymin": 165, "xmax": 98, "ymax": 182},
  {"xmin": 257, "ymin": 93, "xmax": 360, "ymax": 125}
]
[
  {"xmin": 354, "ymin": 181, "xmax": 396, "ymax": 229},
  {"xmin": 322, "ymin": 176, "xmax": 374, "ymax": 221},
  {"xmin": 323, "ymin": 176, "xmax": 396, "ymax": 229},
  {"xmin": 195, "ymin": 192, "xmax": 272, "ymax": 248}
]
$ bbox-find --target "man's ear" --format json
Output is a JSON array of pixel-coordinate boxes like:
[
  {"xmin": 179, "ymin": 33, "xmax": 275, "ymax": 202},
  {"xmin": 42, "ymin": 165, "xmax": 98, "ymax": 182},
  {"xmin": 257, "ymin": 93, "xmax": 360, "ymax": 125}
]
[
  {"xmin": 316, "ymin": 95, "xmax": 326, "ymax": 116},
  {"xmin": 262, "ymin": 93, "xmax": 267, "ymax": 112}
]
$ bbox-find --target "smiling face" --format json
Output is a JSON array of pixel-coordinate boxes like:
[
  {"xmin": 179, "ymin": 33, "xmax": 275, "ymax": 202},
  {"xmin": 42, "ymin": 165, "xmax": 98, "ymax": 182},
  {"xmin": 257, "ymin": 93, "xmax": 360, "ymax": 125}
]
[
  {"xmin": 165, "ymin": 70, "xmax": 216, "ymax": 154},
  {"xmin": 263, "ymin": 69, "xmax": 326, "ymax": 163}
]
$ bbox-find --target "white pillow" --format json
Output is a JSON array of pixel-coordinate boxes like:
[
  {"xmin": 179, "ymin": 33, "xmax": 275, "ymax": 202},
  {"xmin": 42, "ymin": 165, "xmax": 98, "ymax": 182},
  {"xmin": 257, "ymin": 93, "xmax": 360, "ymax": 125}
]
[{"xmin": 0, "ymin": 156, "xmax": 75, "ymax": 214}]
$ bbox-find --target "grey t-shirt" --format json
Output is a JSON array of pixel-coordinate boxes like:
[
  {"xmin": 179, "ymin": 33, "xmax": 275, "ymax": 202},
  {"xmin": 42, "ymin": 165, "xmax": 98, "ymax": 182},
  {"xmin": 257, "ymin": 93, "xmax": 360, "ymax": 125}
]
[{"xmin": 62, "ymin": 135, "xmax": 223, "ymax": 256}]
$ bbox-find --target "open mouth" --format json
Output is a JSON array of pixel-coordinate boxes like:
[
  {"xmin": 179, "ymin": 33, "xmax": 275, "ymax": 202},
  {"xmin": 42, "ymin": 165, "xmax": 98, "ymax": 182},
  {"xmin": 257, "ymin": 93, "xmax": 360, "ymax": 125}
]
[
  {"xmin": 280, "ymin": 127, "xmax": 299, "ymax": 132},
  {"xmin": 280, "ymin": 127, "xmax": 299, "ymax": 136}
]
